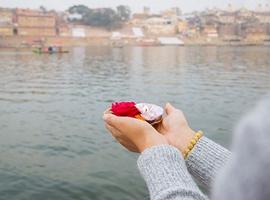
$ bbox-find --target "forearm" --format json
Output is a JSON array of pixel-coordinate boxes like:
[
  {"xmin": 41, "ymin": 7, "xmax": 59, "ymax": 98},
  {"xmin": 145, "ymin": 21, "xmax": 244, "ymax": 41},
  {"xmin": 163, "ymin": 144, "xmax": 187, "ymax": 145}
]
[
  {"xmin": 186, "ymin": 136, "xmax": 231, "ymax": 191},
  {"xmin": 137, "ymin": 145, "xmax": 208, "ymax": 200}
]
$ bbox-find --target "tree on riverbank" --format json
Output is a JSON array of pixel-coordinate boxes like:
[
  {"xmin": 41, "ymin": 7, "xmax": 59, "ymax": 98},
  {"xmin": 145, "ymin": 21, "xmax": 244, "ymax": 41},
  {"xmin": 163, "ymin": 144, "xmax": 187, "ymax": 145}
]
[
  {"xmin": 68, "ymin": 5, "xmax": 130, "ymax": 30},
  {"xmin": 116, "ymin": 5, "xmax": 131, "ymax": 21}
]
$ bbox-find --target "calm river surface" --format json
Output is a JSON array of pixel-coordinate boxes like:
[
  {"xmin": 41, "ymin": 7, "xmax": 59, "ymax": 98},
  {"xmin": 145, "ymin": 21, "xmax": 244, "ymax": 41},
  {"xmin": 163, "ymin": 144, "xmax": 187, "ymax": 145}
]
[{"xmin": 0, "ymin": 46, "xmax": 269, "ymax": 200}]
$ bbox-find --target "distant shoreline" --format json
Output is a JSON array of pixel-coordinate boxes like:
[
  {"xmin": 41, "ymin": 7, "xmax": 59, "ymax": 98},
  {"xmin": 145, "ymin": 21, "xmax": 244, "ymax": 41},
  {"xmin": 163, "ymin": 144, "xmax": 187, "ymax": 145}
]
[
  {"xmin": 1, "ymin": 36, "xmax": 270, "ymax": 48},
  {"xmin": 1, "ymin": 44, "xmax": 269, "ymax": 50}
]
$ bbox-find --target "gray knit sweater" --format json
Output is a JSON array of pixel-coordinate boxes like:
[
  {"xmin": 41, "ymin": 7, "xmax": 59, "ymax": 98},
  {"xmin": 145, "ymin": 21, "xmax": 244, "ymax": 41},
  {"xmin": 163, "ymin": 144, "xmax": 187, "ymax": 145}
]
[{"xmin": 137, "ymin": 96, "xmax": 270, "ymax": 200}]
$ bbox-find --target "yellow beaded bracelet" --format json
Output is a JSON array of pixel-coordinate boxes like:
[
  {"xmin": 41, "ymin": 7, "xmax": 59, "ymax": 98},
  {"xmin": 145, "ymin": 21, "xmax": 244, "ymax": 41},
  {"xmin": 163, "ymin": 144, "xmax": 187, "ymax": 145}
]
[{"xmin": 183, "ymin": 130, "xmax": 203, "ymax": 159}]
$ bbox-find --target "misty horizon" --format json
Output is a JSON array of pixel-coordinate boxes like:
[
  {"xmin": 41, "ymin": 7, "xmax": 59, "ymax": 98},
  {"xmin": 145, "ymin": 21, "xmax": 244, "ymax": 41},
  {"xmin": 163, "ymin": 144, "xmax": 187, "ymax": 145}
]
[{"xmin": 0, "ymin": 0, "xmax": 269, "ymax": 13}]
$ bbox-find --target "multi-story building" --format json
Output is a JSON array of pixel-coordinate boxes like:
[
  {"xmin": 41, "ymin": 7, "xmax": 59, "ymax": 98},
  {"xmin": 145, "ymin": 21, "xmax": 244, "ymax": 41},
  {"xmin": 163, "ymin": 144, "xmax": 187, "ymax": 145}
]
[
  {"xmin": 219, "ymin": 12, "xmax": 236, "ymax": 24},
  {"xmin": 131, "ymin": 13, "xmax": 150, "ymax": 26},
  {"xmin": 254, "ymin": 11, "xmax": 270, "ymax": 24},
  {"xmin": 131, "ymin": 7, "xmax": 178, "ymax": 36},
  {"xmin": 177, "ymin": 20, "xmax": 188, "ymax": 34},
  {"xmin": 143, "ymin": 17, "xmax": 177, "ymax": 35},
  {"xmin": 243, "ymin": 22, "xmax": 269, "ymax": 41},
  {"xmin": 143, "ymin": 7, "xmax": 151, "ymax": 15},
  {"xmin": 237, "ymin": 7, "xmax": 253, "ymax": 18},
  {"xmin": 267, "ymin": 24, "xmax": 270, "ymax": 36},
  {"xmin": 0, "ymin": 8, "xmax": 13, "ymax": 24},
  {"xmin": 162, "ymin": 8, "xmax": 181, "ymax": 18},
  {"xmin": 218, "ymin": 24, "xmax": 242, "ymax": 41},
  {"xmin": 202, "ymin": 25, "xmax": 218, "ymax": 38},
  {"xmin": 14, "ymin": 8, "xmax": 56, "ymax": 36},
  {"xmin": 0, "ymin": 8, "xmax": 14, "ymax": 36}
]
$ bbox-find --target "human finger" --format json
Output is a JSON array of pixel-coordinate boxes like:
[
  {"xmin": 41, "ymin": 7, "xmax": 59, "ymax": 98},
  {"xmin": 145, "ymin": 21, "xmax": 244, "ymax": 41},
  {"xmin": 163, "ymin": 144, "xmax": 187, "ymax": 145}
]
[
  {"xmin": 165, "ymin": 103, "xmax": 176, "ymax": 115},
  {"xmin": 105, "ymin": 123, "xmax": 122, "ymax": 138}
]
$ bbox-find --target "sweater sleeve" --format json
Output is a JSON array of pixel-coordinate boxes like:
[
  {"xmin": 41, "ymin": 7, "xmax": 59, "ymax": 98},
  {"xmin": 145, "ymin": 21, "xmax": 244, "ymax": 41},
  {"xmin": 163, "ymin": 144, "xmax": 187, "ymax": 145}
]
[
  {"xmin": 137, "ymin": 145, "xmax": 208, "ymax": 200},
  {"xmin": 212, "ymin": 96, "xmax": 270, "ymax": 200},
  {"xmin": 186, "ymin": 136, "xmax": 231, "ymax": 192}
]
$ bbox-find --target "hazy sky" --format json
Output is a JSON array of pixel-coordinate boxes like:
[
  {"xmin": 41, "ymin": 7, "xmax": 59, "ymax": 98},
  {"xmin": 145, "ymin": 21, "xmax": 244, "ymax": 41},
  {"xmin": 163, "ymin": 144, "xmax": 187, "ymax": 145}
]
[{"xmin": 0, "ymin": 0, "xmax": 269, "ymax": 13}]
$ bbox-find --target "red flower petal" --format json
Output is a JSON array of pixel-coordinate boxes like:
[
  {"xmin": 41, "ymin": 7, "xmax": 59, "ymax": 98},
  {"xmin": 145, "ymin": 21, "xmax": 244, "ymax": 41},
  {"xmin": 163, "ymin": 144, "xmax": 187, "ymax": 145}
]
[{"xmin": 111, "ymin": 102, "xmax": 141, "ymax": 117}]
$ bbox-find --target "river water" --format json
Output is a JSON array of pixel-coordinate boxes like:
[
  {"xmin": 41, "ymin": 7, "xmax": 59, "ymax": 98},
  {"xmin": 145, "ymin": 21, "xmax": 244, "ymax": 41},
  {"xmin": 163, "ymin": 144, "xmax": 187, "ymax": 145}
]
[{"xmin": 0, "ymin": 46, "xmax": 269, "ymax": 200}]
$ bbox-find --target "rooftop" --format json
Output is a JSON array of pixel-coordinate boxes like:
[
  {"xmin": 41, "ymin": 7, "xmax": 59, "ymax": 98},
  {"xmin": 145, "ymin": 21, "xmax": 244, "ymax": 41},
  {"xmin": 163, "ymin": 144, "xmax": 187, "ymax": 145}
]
[{"xmin": 16, "ymin": 8, "xmax": 55, "ymax": 17}]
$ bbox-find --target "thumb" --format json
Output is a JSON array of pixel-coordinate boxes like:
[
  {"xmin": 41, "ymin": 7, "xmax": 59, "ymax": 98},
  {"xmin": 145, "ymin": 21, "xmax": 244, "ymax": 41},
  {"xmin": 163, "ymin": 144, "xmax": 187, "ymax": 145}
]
[{"xmin": 165, "ymin": 103, "xmax": 175, "ymax": 115}]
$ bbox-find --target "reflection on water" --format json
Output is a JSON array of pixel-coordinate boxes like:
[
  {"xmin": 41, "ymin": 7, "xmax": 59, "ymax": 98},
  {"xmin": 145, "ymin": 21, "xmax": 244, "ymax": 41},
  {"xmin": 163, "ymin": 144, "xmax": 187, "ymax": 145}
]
[{"xmin": 0, "ymin": 46, "xmax": 269, "ymax": 200}]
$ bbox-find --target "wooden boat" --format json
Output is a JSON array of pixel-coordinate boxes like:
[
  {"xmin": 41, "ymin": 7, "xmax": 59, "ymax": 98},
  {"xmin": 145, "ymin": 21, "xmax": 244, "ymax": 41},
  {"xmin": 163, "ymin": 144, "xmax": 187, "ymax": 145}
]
[
  {"xmin": 138, "ymin": 42, "xmax": 157, "ymax": 47},
  {"xmin": 136, "ymin": 38, "xmax": 158, "ymax": 47},
  {"xmin": 33, "ymin": 50, "xmax": 69, "ymax": 54},
  {"xmin": 33, "ymin": 47, "xmax": 69, "ymax": 54}
]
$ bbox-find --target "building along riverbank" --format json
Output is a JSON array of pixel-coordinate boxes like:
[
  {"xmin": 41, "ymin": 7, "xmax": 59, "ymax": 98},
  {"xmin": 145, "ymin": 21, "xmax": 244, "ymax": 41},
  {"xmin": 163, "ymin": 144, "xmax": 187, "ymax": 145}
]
[{"xmin": 0, "ymin": 6, "xmax": 270, "ymax": 48}]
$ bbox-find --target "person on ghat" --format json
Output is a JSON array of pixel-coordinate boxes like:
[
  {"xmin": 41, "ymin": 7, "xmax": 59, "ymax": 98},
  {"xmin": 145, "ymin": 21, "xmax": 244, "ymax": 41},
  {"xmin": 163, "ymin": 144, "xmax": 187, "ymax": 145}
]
[{"xmin": 103, "ymin": 95, "xmax": 270, "ymax": 200}]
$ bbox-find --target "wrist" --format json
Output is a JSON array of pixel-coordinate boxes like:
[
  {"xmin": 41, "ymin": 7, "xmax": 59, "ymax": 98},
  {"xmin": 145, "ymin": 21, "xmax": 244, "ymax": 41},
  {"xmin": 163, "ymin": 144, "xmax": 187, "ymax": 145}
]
[
  {"xmin": 138, "ymin": 134, "xmax": 168, "ymax": 153},
  {"xmin": 177, "ymin": 128, "xmax": 196, "ymax": 154},
  {"xmin": 182, "ymin": 130, "xmax": 203, "ymax": 158}
]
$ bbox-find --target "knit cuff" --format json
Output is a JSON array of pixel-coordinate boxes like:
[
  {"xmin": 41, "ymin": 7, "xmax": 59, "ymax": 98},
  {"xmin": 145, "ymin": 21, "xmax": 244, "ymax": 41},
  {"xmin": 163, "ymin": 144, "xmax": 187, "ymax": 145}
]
[
  {"xmin": 186, "ymin": 136, "xmax": 231, "ymax": 189},
  {"xmin": 137, "ymin": 145, "xmax": 199, "ymax": 198}
]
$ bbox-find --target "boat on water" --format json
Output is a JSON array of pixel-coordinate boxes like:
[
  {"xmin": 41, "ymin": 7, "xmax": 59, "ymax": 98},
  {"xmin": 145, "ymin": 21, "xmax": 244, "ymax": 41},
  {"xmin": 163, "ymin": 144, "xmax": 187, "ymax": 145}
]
[
  {"xmin": 136, "ymin": 38, "xmax": 158, "ymax": 46},
  {"xmin": 33, "ymin": 46, "xmax": 69, "ymax": 54}
]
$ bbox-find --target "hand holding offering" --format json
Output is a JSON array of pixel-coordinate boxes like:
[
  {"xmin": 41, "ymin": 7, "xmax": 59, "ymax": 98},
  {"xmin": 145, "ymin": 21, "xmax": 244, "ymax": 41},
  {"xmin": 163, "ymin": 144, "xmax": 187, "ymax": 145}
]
[
  {"xmin": 103, "ymin": 101, "xmax": 167, "ymax": 152},
  {"xmin": 103, "ymin": 102, "xmax": 196, "ymax": 155}
]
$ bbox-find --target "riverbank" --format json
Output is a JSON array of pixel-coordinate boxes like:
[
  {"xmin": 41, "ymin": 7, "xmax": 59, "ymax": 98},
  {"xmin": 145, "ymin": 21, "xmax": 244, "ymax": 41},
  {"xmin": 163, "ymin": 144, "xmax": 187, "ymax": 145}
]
[{"xmin": 1, "ymin": 36, "xmax": 270, "ymax": 48}]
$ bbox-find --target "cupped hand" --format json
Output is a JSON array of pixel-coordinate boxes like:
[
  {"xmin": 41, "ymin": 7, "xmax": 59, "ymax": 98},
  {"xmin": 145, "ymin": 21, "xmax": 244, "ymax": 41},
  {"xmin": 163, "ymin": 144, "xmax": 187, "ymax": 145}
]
[
  {"xmin": 155, "ymin": 103, "xmax": 195, "ymax": 154},
  {"xmin": 103, "ymin": 111, "xmax": 168, "ymax": 153}
]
